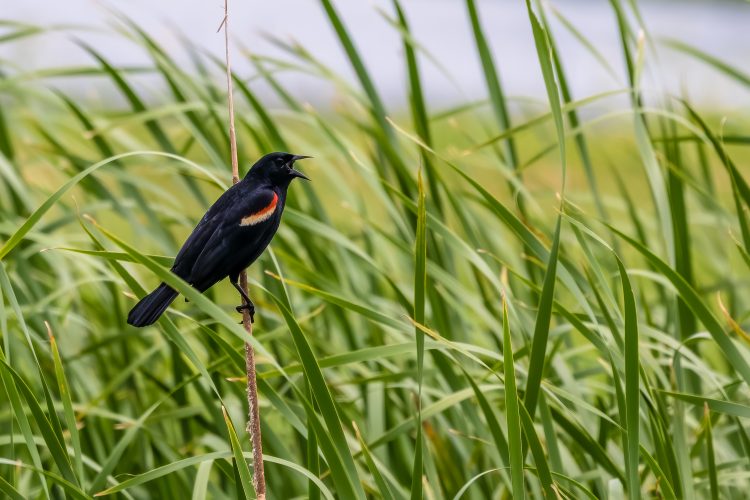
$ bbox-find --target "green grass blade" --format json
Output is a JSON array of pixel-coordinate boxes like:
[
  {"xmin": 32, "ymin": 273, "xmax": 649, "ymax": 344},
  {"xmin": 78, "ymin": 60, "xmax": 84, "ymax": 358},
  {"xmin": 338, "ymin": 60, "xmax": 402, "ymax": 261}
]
[
  {"xmin": 704, "ymin": 405, "xmax": 719, "ymax": 500},
  {"xmin": 409, "ymin": 169, "xmax": 427, "ymax": 500},
  {"xmin": 658, "ymin": 391, "xmax": 750, "ymax": 418},
  {"xmin": 518, "ymin": 403, "xmax": 554, "ymax": 497},
  {"xmin": 353, "ymin": 423, "xmax": 398, "ymax": 500},
  {"xmin": 0, "ymin": 475, "xmax": 25, "ymax": 500},
  {"xmin": 270, "ymin": 296, "xmax": 366, "ymax": 500},
  {"xmin": 461, "ymin": 367, "xmax": 510, "ymax": 486},
  {"xmin": 503, "ymin": 298, "xmax": 525, "ymax": 499},
  {"xmin": 538, "ymin": 2, "xmax": 606, "ymax": 220},
  {"xmin": 191, "ymin": 460, "xmax": 213, "ymax": 500},
  {"xmin": 550, "ymin": 404, "xmax": 625, "ymax": 482},
  {"xmin": 465, "ymin": 0, "xmax": 518, "ymax": 170},
  {"xmin": 550, "ymin": 5, "xmax": 618, "ymax": 80},
  {"xmin": 665, "ymin": 39, "xmax": 750, "ymax": 87},
  {"xmin": 525, "ymin": 0, "xmax": 566, "ymax": 173},
  {"xmin": 318, "ymin": 0, "xmax": 388, "ymax": 135},
  {"xmin": 222, "ymin": 406, "xmax": 254, "ymax": 500},
  {"xmin": 523, "ymin": 216, "xmax": 561, "ymax": 419},
  {"xmin": 48, "ymin": 325, "xmax": 85, "ymax": 485},
  {"xmin": 617, "ymin": 259, "xmax": 641, "ymax": 500},
  {"xmin": 0, "ymin": 103, "xmax": 14, "ymax": 160},
  {"xmin": 392, "ymin": 0, "xmax": 443, "ymax": 214}
]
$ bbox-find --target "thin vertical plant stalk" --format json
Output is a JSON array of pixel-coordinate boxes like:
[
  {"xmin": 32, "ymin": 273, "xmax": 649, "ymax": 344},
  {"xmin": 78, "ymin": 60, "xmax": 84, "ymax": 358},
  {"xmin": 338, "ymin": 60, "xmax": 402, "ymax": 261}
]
[{"xmin": 220, "ymin": 1, "xmax": 266, "ymax": 497}]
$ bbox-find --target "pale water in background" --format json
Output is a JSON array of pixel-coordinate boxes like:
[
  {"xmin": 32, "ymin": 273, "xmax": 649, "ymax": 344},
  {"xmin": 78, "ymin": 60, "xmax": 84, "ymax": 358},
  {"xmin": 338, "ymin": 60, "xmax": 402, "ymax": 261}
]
[{"xmin": 2, "ymin": 0, "xmax": 749, "ymax": 111}]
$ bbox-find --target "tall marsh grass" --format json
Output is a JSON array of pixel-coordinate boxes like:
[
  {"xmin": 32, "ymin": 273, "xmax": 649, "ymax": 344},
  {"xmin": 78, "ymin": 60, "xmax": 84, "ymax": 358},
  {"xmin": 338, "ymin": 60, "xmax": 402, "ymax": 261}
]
[{"xmin": 1, "ymin": 1, "xmax": 750, "ymax": 498}]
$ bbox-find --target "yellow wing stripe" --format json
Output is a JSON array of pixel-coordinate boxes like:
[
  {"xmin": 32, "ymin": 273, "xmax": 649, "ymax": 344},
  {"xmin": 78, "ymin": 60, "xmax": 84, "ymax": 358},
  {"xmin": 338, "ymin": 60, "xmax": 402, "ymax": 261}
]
[{"xmin": 240, "ymin": 192, "xmax": 278, "ymax": 226}]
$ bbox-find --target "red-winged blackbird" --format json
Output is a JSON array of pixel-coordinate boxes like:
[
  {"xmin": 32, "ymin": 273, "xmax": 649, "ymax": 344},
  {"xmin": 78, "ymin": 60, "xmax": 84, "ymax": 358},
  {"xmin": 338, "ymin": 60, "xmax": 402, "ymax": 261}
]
[{"xmin": 127, "ymin": 152, "xmax": 310, "ymax": 327}]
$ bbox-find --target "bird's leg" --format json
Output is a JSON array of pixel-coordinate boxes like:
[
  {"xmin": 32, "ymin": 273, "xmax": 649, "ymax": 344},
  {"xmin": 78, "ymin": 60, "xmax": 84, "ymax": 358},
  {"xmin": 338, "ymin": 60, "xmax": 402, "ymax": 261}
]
[{"xmin": 232, "ymin": 281, "xmax": 255, "ymax": 323}]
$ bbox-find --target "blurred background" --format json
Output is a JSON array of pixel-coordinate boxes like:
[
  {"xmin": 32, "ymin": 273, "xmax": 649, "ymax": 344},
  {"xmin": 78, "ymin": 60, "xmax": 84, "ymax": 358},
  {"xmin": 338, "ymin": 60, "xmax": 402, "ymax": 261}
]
[
  {"xmin": 4, "ymin": 0, "xmax": 749, "ymax": 110},
  {"xmin": 2, "ymin": 1, "xmax": 750, "ymax": 499}
]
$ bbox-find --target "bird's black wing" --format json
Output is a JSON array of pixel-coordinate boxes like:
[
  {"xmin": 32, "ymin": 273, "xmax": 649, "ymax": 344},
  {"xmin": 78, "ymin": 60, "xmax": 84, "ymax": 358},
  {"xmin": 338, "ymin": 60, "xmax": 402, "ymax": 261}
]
[
  {"xmin": 170, "ymin": 183, "xmax": 242, "ymax": 278},
  {"xmin": 187, "ymin": 188, "xmax": 279, "ymax": 289}
]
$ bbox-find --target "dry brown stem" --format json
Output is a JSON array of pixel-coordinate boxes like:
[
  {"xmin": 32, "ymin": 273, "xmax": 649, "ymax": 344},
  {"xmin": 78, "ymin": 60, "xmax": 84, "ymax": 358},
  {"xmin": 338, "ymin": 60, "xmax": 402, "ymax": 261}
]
[{"xmin": 221, "ymin": 0, "xmax": 266, "ymax": 497}]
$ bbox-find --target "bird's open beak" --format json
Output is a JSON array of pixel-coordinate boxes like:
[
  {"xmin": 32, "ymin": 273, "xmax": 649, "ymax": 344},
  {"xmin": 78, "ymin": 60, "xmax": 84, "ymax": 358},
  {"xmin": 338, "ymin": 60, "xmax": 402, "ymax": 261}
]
[
  {"xmin": 290, "ymin": 169, "xmax": 309, "ymax": 180},
  {"xmin": 289, "ymin": 155, "xmax": 312, "ymax": 180}
]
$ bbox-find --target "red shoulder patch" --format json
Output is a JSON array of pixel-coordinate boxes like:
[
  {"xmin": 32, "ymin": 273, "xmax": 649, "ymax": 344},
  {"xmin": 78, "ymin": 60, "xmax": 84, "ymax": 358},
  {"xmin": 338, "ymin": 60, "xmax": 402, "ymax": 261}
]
[{"xmin": 240, "ymin": 192, "xmax": 278, "ymax": 226}]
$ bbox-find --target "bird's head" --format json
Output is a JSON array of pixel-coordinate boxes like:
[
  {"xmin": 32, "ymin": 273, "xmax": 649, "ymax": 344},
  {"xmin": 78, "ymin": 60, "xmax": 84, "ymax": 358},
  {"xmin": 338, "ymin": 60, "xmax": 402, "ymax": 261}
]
[{"xmin": 245, "ymin": 152, "xmax": 311, "ymax": 186}]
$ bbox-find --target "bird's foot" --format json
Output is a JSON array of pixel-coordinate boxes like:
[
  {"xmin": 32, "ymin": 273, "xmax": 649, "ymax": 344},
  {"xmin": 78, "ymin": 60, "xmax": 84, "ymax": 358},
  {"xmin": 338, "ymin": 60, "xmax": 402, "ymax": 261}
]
[{"xmin": 236, "ymin": 302, "xmax": 255, "ymax": 323}]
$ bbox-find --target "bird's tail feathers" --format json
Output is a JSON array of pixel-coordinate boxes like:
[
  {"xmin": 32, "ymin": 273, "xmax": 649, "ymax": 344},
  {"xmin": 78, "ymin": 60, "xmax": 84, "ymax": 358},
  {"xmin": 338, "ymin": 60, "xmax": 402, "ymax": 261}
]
[{"xmin": 127, "ymin": 283, "xmax": 178, "ymax": 327}]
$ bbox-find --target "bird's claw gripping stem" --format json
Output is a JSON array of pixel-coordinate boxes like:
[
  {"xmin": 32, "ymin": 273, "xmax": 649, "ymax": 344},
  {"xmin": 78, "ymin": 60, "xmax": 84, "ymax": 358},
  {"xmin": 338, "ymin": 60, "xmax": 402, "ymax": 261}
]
[
  {"xmin": 236, "ymin": 302, "xmax": 255, "ymax": 323},
  {"xmin": 232, "ymin": 280, "xmax": 255, "ymax": 323}
]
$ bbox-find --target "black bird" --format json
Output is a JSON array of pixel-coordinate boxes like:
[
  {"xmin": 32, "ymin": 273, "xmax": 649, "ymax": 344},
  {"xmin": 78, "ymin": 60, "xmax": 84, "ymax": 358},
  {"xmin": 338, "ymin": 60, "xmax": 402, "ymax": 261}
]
[{"xmin": 127, "ymin": 152, "xmax": 310, "ymax": 327}]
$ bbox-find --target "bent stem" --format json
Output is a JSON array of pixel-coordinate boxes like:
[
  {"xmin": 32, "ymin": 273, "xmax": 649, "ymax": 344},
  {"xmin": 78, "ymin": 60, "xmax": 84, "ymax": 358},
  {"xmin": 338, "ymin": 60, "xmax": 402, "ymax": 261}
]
[{"xmin": 221, "ymin": 0, "xmax": 266, "ymax": 497}]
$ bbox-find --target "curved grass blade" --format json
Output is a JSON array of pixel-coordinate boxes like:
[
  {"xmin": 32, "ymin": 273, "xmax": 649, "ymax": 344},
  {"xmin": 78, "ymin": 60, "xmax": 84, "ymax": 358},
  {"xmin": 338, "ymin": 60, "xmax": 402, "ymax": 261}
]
[
  {"xmin": 353, "ymin": 422, "xmax": 398, "ymax": 500},
  {"xmin": 97, "ymin": 450, "xmax": 335, "ymax": 499},
  {"xmin": 56, "ymin": 248, "xmax": 173, "ymax": 267},
  {"xmin": 78, "ymin": 219, "xmax": 223, "ymax": 400},
  {"xmin": 266, "ymin": 272, "xmax": 405, "ymax": 330},
  {"xmin": 0, "ymin": 151, "xmax": 179, "ymax": 261},
  {"xmin": 550, "ymin": 5, "xmax": 618, "ymax": 80},
  {"xmin": 0, "ymin": 475, "xmax": 24, "ymax": 500},
  {"xmin": 0, "ymin": 458, "xmax": 87, "ymax": 500},
  {"xmin": 0, "ymin": 360, "xmax": 48, "ymax": 497},
  {"xmin": 610, "ymin": 226, "xmax": 750, "ymax": 385},
  {"xmin": 0, "ymin": 361, "xmax": 78, "ymax": 486}
]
